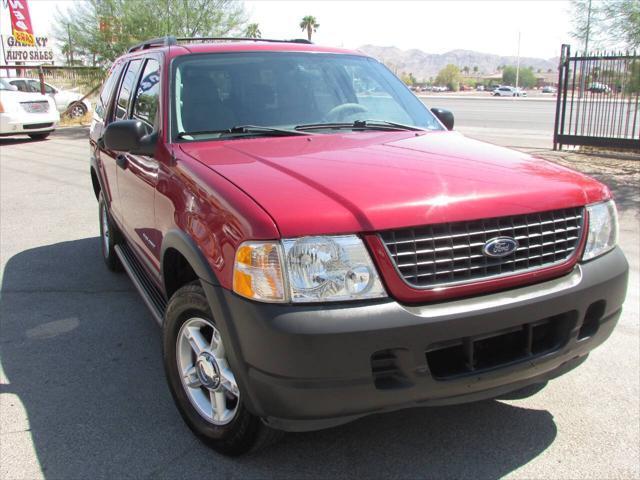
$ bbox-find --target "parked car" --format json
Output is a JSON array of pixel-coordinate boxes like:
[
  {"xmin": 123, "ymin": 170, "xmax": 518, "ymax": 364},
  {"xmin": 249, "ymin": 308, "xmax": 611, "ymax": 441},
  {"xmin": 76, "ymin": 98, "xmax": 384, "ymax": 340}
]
[
  {"xmin": 7, "ymin": 77, "xmax": 91, "ymax": 118},
  {"xmin": 492, "ymin": 86, "xmax": 527, "ymax": 97},
  {"xmin": 476, "ymin": 85, "xmax": 485, "ymax": 91},
  {"xmin": 588, "ymin": 82, "xmax": 611, "ymax": 94},
  {"xmin": 0, "ymin": 78, "xmax": 59, "ymax": 139},
  {"xmin": 542, "ymin": 85, "xmax": 557, "ymax": 94},
  {"xmin": 91, "ymin": 36, "xmax": 628, "ymax": 455}
]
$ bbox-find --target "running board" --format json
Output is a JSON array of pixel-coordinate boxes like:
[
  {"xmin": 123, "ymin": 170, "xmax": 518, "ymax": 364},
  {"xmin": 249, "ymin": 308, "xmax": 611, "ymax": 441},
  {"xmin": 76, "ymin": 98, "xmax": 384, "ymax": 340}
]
[{"xmin": 115, "ymin": 243, "xmax": 167, "ymax": 326}]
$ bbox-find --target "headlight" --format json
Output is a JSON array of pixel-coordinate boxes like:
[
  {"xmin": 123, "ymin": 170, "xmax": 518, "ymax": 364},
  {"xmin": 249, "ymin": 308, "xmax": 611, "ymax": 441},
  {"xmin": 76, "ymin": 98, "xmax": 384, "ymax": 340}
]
[
  {"xmin": 582, "ymin": 200, "xmax": 618, "ymax": 261},
  {"xmin": 283, "ymin": 235, "xmax": 387, "ymax": 302},
  {"xmin": 233, "ymin": 235, "xmax": 387, "ymax": 303}
]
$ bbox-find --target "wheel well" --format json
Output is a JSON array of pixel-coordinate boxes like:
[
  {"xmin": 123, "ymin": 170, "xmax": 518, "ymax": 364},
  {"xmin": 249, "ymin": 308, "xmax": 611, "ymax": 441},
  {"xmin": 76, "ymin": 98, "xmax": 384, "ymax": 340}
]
[
  {"xmin": 163, "ymin": 248, "xmax": 199, "ymax": 299},
  {"xmin": 90, "ymin": 167, "xmax": 101, "ymax": 200}
]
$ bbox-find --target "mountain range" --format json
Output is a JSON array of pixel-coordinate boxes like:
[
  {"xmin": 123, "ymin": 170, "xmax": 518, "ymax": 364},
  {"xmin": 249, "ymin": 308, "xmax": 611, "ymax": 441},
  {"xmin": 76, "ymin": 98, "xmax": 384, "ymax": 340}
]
[{"xmin": 358, "ymin": 45, "xmax": 559, "ymax": 80}]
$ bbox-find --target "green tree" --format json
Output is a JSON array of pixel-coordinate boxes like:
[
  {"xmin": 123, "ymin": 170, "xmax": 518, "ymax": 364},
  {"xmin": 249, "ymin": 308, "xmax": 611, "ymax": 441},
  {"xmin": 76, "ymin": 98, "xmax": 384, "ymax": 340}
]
[
  {"xmin": 400, "ymin": 72, "xmax": 416, "ymax": 86},
  {"xmin": 435, "ymin": 64, "xmax": 462, "ymax": 91},
  {"xmin": 502, "ymin": 65, "xmax": 537, "ymax": 88},
  {"xmin": 570, "ymin": 0, "xmax": 639, "ymax": 50},
  {"xmin": 245, "ymin": 23, "xmax": 261, "ymax": 38},
  {"xmin": 54, "ymin": 0, "xmax": 247, "ymax": 66},
  {"xmin": 570, "ymin": 0, "xmax": 602, "ymax": 51},
  {"xmin": 602, "ymin": 0, "xmax": 639, "ymax": 49},
  {"xmin": 462, "ymin": 65, "xmax": 470, "ymax": 75},
  {"xmin": 299, "ymin": 15, "xmax": 319, "ymax": 41},
  {"xmin": 472, "ymin": 65, "xmax": 479, "ymax": 75}
]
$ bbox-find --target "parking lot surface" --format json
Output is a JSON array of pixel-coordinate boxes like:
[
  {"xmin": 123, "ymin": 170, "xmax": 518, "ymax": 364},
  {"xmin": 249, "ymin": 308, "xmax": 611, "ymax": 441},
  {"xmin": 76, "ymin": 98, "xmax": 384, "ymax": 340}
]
[{"xmin": 1, "ymin": 128, "xmax": 638, "ymax": 479}]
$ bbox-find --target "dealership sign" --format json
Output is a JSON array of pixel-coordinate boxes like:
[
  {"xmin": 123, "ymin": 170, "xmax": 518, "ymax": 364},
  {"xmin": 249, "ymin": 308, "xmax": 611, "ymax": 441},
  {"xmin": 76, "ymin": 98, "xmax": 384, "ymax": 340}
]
[
  {"xmin": 7, "ymin": 0, "xmax": 35, "ymax": 46},
  {"xmin": 1, "ymin": 35, "xmax": 54, "ymax": 63}
]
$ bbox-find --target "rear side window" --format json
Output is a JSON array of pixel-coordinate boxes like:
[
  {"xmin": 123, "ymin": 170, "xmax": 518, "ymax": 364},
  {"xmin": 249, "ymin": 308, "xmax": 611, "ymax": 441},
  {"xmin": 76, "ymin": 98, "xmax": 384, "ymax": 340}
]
[
  {"xmin": 114, "ymin": 59, "xmax": 142, "ymax": 121},
  {"xmin": 132, "ymin": 59, "xmax": 160, "ymax": 131},
  {"xmin": 9, "ymin": 80, "xmax": 30, "ymax": 92},
  {"xmin": 28, "ymin": 80, "xmax": 55, "ymax": 94},
  {"xmin": 95, "ymin": 63, "xmax": 124, "ymax": 120}
]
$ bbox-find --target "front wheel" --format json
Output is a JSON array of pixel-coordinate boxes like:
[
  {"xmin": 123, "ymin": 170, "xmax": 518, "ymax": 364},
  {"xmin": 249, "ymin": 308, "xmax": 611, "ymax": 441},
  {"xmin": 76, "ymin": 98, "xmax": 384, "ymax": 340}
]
[
  {"xmin": 163, "ymin": 282, "xmax": 282, "ymax": 455},
  {"xmin": 28, "ymin": 132, "xmax": 51, "ymax": 140},
  {"xmin": 67, "ymin": 102, "xmax": 87, "ymax": 118}
]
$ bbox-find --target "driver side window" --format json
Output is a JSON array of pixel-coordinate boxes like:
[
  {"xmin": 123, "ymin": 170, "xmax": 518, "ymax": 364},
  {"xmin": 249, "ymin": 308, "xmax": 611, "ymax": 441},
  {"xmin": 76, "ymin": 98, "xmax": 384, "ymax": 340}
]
[
  {"xmin": 113, "ymin": 59, "xmax": 142, "ymax": 122},
  {"xmin": 131, "ymin": 59, "xmax": 161, "ymax": 133}
]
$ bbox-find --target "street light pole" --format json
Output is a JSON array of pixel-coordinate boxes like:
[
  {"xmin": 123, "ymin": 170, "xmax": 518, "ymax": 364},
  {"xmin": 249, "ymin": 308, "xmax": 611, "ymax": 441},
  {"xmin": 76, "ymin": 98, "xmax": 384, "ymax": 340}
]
[{"xmin": 515, "ymin": 31, "xmax": 521, "ymax": 94}]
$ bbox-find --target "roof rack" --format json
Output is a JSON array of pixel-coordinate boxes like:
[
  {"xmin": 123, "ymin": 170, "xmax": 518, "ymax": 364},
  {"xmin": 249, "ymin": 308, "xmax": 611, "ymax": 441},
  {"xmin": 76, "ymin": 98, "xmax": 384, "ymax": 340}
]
[
  {"xmin": 128, "ymin": 36, "xmax": 177, "ymax": 53},
  {"xmin": 175, "ymin": 37, "xmax": 312, "ymax": 45},
  {"xmin": 128, "ymin": 36, "xmax": 313, "ymax": 53}
]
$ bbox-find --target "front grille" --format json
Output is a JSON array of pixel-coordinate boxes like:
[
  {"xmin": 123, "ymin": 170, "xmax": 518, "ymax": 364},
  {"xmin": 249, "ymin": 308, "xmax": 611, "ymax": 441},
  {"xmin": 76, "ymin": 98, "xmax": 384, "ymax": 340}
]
[
  {"xmin": 380, "ymin": 207, "xmax": 584, "ymax": 289},
  {"xmin": 20, "ymin": 101, "xmax": 50, "ymax": 113},
  {"xmin": 426, "ymin": 311, "xmax": 576, "ymax": 380}
]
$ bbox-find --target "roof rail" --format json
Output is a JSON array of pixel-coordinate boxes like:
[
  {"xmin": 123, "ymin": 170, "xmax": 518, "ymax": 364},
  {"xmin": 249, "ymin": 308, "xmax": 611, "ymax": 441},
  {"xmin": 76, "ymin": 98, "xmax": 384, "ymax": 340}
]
[
  {"xmin": 175, "ymin": 37, "xmax": 312, "ymax": 45},
  {"xmin": 128, "ymin": 36, "xmax": 177, "ymax": 53}
]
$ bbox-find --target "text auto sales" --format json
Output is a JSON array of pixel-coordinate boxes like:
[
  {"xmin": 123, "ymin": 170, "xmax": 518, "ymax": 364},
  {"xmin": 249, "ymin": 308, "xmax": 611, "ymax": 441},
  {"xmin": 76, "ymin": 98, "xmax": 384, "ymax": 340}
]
[{"xmin": 4, "ymin": 36, "xmax": 53, "ymax": 62}]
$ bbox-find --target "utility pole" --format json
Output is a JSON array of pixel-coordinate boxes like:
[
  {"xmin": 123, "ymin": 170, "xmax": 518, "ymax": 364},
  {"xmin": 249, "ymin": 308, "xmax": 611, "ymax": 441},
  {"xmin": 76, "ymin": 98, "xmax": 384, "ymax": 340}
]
[
  {"xmin": 515, "ymin": 31, "xmax": 521, "ymax": 94},
  {"xmin": 585, "ymin": 0, "xmax": 592, "ymax": 53},
  {"xmin": 66, "ymin": 23, "xmax": 74, "ymax": 65}
]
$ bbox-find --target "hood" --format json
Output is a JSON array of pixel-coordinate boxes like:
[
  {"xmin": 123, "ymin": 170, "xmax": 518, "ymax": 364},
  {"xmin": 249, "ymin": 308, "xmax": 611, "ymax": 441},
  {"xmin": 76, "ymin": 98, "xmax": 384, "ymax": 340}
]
[{"xmin": 180, "ymin": 131, "xmax": 609, "ymax": 237}]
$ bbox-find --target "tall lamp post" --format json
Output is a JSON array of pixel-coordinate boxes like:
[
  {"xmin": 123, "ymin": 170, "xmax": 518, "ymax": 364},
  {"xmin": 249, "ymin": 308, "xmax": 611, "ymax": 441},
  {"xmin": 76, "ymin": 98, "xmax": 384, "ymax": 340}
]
[{"xmin": 515, "ymin": 31, "xmax": 521, "ymax": 95}]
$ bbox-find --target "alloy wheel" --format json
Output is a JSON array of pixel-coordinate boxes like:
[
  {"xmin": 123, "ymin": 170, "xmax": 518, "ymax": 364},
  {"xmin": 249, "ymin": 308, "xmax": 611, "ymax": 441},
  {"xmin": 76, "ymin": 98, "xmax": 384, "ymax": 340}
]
[{"xmin": 176, "ymin": 317, "xmax": 240, "ymax": 425}]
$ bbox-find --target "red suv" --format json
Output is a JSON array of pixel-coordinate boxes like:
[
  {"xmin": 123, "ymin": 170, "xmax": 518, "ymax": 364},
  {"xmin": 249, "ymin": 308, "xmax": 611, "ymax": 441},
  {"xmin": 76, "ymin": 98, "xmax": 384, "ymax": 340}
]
[{"xmin": 90, "ymin": 37, "xmax": 628, "ymax": 455}]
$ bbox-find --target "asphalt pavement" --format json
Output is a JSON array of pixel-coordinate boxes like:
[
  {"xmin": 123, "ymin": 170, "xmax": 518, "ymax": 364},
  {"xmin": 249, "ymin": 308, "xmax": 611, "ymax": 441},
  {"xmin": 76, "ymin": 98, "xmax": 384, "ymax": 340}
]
[
  {"xmin": 420, "ymin": 96, "xmax": 556, "ymax": 149},
  {"xmin": 0, "ymin": 126, "xmax": 638, "ymax": 479}
]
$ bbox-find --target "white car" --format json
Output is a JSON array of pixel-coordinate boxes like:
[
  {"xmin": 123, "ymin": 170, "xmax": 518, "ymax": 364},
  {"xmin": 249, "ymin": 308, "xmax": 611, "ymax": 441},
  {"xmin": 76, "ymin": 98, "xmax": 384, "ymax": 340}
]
[
  {"xmin": 492, "ymin": 86, "xmax": 527, "ymax": 97},
  {"xmin": 7, "ymin": 77, "xmax": 91, "ymax": 118},
  {"xmin": 0, "ymin": 78, "xmax": 59, "ymax": 140}
]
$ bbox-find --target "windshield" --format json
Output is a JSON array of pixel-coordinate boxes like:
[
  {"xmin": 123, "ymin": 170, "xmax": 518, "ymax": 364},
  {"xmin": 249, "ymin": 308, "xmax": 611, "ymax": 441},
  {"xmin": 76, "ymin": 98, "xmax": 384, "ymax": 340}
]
[{"xmin": 172, "ymin": 52, "xmax": 442, "ymax": 140}]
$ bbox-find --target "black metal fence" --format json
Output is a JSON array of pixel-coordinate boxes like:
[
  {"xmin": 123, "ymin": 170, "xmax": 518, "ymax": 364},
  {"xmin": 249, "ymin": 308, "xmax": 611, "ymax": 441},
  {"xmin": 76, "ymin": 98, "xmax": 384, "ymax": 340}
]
[{"xmin": 553, "ymin": 44, "xmax": 639, "ymax": 151}]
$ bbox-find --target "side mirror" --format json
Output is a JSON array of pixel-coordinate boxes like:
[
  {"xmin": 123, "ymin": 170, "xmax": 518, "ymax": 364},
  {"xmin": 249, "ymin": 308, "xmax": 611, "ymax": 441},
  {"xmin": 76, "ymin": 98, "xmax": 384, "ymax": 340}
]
[
  {"xmin": 103, "ymin": 119, "xmax": 157, "ymax": 156},
  {"xmin": 431, "ymin": 107, "xmax": 454, "ymax": 131}
]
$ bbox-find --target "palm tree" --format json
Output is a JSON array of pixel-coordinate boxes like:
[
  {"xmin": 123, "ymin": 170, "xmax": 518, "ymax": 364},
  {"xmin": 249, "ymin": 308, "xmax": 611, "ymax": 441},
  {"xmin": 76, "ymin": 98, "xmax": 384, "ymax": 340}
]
[
  {"xmin": 245, "ymin": 23, "xmax": 261, "ymax": 39},
  {"xmin": 299, "ymin": 15, "xmax": 319, "ymax": 41}
]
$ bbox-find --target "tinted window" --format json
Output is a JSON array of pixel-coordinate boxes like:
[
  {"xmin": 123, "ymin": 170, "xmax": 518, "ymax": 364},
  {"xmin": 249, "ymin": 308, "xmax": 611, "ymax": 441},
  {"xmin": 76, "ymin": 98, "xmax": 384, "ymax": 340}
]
[
  {"xmin": 114, "ymin": 59, "xmax": 142, "ymax": 121},
  {"xmin": 132, "ymin": 59, "xmax": 160, "ymax": 130},
  {"xmin": 172, "ymin": 52, "xmax": 442, "ymax": 139},
  {"xmin": 95, "ymin": 63, "xmax": 124, "ymax": 120},
  {"xmin": 10, "ymin": 80, "xmax": 30, "ymax": 92},
  {"xmin": 27, "ymin": 80, "xmax": 55, "ymax": 94}
]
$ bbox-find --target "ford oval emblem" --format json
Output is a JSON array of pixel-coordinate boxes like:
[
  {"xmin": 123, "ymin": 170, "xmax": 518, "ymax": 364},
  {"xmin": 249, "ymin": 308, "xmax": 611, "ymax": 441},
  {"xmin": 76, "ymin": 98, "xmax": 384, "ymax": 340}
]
[{"xmin": 483, "ymin": 237, "xmax": 519, "ymax": 258}]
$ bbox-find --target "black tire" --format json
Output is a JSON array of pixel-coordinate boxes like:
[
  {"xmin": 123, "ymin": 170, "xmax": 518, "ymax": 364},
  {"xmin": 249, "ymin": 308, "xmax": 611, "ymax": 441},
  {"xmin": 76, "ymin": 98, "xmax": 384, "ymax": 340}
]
[
  {"xmin": 68, "ymin": 102, "xmax": 87, "ymax": 118},
  {"xmin": 28, "ymin": 132, "xmax": 51, "ymax": 140},
  {"xmin": 163, "ymin": 282, "xmax": 282, "ymax": 456},
  {"xmin": 98, "ymin": 192, "xmax": 123, "ymax": 272},
  {"xmin": 496, "ymin": 382, "xmax": 548, "ymax": 400}
]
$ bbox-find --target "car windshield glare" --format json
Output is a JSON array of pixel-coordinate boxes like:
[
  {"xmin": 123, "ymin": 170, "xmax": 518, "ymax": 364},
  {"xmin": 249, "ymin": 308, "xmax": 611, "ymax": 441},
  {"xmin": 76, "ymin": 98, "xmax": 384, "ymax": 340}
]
[{"xmin": 172, "ymin": 52, "xmax": 443, "ymax": 140}]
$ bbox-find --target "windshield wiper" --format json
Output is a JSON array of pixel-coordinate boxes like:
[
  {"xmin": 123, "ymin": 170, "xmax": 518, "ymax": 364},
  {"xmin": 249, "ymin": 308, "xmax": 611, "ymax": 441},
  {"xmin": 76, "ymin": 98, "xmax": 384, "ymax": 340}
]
[
  {"xmin": 177, "ymin": 125, "xmax": 310, "ymax": 139},
  {"xmin": 294, "ymin": 120, "xmax": 424, "ymax": 132}
]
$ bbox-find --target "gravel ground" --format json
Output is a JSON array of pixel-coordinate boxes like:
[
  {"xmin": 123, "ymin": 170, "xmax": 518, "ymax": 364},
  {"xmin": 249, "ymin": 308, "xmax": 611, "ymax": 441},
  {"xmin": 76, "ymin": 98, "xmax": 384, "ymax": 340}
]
[{"xmin": 1, "ymin": 129, "xmax": 638, "ymax": 479}]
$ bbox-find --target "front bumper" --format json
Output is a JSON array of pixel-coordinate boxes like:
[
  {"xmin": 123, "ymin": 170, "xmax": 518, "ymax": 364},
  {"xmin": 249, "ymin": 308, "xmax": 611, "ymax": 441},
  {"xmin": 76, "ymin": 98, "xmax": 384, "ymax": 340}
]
[
  {"xmin": 0, "ymin": 111, "xmax": 59, "ymax": 136},
  {"xmin": 203, "ymin": 247, "xmax": 628, "ymax": 432}
]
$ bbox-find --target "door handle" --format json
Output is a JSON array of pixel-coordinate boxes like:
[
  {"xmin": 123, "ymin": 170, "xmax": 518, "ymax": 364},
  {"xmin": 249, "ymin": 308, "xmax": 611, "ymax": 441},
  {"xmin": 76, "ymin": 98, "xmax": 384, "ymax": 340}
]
[{"xmin": 116, "ymin": 154, "xmax": 128, "ymax": 170}]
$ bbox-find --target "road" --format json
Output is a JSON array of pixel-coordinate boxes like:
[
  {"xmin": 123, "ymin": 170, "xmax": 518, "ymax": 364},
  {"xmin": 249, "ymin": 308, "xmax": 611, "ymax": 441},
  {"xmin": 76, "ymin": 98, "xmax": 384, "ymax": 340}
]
[
  {"xmin": 0, "ymin": 128, "xmax": 638, "ymax": 479},
  {"xmin": 420, "ymin": 96, "xmax": 557, "ymax": 148}
]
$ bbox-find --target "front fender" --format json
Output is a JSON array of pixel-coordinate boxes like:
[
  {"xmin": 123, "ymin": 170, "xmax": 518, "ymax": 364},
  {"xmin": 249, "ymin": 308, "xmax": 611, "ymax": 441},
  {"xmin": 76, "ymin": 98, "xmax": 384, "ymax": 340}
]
[{"xmin": 160, "ymin": 229, "xmax": 220, "ymax": 287}]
